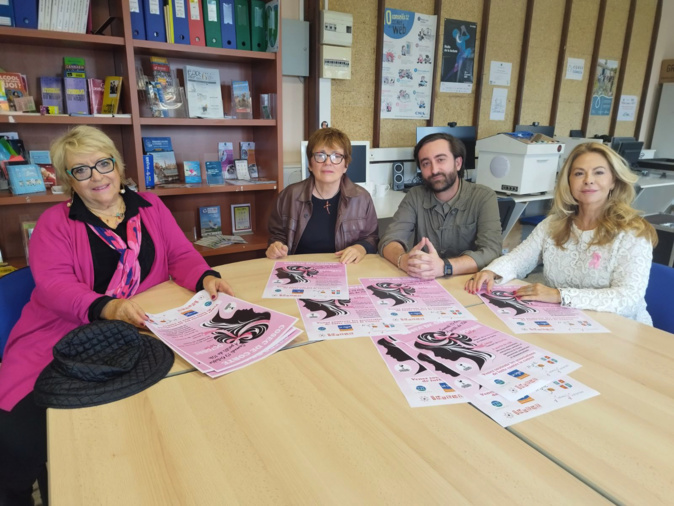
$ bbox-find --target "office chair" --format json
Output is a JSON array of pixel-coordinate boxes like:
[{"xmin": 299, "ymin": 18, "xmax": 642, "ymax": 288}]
[
  {"xmin": 645, "ymin": 262, "xmax": 674, "ymax": 334},
  {"xmin": 0, "ymin": 267, "xmax": 35, "ymax": 359},
  {"xmin": 497, "ymin": 197, "xmax": 516, "ymax": 234}
]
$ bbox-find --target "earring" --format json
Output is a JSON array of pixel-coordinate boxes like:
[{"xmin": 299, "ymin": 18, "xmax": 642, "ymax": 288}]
[
  {"xmin": 120, "ymin": 185, "xmax": 126, "ymax": 194},
  {"xmin": 66, "ymin": 189, "xmax": 73, "ymax": 207}
]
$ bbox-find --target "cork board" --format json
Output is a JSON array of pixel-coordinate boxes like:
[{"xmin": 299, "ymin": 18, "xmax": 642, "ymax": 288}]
[
  {"xmin": 613, "ymin": 0, "xmax": 658, "ymax": 137},
  {"xmin": 555, "ymin": 0, "xmax": 601, "ymax": 138},
  {"xmin": 519, "ymin": 0, "xmax": 565, "ymax": 127},
  {"xmin": 478, "ymin": 0, "xmax": 527, "ymax": 139}
]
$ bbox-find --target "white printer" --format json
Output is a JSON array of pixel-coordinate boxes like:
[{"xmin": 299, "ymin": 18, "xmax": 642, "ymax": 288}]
[{"xmin": 476, "ymin": 133, "xmax": 564, "ymax": 195}]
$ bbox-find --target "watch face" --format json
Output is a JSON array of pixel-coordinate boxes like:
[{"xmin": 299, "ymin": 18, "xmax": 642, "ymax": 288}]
[{"xmin": 444, "ymin": 260, "xmax": 452, "ymax": 276}]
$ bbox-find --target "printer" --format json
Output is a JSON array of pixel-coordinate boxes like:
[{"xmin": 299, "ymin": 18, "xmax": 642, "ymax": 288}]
[{"xmin": 476, "ymin": 133, "xmax": 564, "ymax": 195}]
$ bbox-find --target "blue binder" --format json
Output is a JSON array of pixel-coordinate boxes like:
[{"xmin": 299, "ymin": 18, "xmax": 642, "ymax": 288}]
[
  {"xmin": 143, "ymin": 0, "xmax": 167, "ymax": 42},
  {"xmin": 0, "ymin": 0, "xmax": 15, "ymax": 27},
  {"xmin": 171, "ymin": 0, "xmax": 190, "ymax": 44},
  {"xmin": 219, "ymin": 0, "xmax": 236, "ymax": 49},
  {"xmin": 130, "ymin": 0, "xmax": 146, "ymax": 40},
  {"xmin": 13, "ymin": 0, "xmax": 37, "ymax": 29}
]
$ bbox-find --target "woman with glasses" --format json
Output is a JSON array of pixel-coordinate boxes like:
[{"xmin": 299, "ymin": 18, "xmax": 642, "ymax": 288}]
[
  {"xmin": 0, "ymin": 126, "xmax": 233, "ymax": 505},
  {"xmin": 266, "ymin": 127, "xmax": 378, "ymax": 263}
]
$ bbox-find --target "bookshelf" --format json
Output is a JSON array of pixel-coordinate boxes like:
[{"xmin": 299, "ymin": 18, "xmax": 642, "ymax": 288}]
[{"xmin": 0, "ymin": 1, "xmax": 282, "ymax": 268}]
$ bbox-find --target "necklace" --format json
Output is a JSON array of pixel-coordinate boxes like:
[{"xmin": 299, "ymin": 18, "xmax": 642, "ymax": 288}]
[
  {"xmin": 314, "ymin": 187, "xmax": 337, "ymax": 214},
  {"xmin": 87, "ymin": 201, "xmax": 126, "ymax": 223}
]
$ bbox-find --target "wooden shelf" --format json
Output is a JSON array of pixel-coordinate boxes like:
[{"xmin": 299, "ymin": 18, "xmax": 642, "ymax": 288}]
[
  {"xmin": 150, "ymin": 183, "xmax": 278, "ymax": 197},
  {"xmin": 138, "ymin": 118, "xmax": 276, "ymax": 127},
  {"xmin": 0, "ymin": 114, "xmax": 132, "ymax": 125},
  {"xmin": 193, "ymin": 232, "xmax": 269, "ymax": 257},
  {"xmin": 0, "ymin": 26, "xmax": 124, "ymax": 49},
  {"xmin": 132, "ymin": 40, "xmax": 276, "ymax": 62},
  {"xmin": 0, "ymin": 190, "xmax": 69, "ymax": 206}
]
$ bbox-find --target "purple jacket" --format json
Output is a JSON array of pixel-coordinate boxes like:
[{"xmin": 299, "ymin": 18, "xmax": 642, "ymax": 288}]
[{"xmin": 0, "ymin": 193, "xmax": 211, "ymax": 411}]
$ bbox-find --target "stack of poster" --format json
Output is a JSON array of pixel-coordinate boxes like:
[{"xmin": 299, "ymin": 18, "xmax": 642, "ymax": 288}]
[
  {"xmin": 476, "ymin": 285, "xmax": 609, "ymax": 334},
  {"xmin": 145, "ymin": 292, "xmax": 302, "ymax": 378},
  {"xmin": 263, "ymin": 261, "xmax": 349, "ymax": 299}
]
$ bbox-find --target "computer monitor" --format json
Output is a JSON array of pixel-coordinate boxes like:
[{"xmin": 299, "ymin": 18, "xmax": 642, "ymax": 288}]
[
  {"xmin": 415, "ymin": 126, "xmax": 477, "ymax": 171},
  {"xmin": 610, "ymin": 136, "xmax": 636, "ymax": 153},
  {"xmin": 616, "ymin": 140, "xmax": 643, "ymax": 168},
  {"xmin": 300, "ymin": 140, "xmax": 370, "ymax": 183},
  {"xmin": 514, "ymin": 124, "xmax": 555, "ymax": 137}
]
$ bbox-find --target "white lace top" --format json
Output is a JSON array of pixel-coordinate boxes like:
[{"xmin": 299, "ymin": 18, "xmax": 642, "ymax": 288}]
[{"xmin": 485, "ymin": 217, "xmax": 653, "ymax": 325}]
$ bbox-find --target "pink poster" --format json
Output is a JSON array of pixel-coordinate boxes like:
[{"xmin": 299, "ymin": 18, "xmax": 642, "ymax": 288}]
[{"xmin": 263, "ymin": 261, "xmax": 349, "ymax": 299}]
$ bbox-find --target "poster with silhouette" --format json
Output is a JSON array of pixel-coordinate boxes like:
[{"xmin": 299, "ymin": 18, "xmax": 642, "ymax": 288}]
[
  {"xmin": 440, "ymin": 19, "xmax": 477, "ymax": 93},
  {"xmin": 477, "ymin": 285, "xmax": 609, "ymax": 334},
  {"xmin": 297, "ymin": 285, "xmax": 409, "ymax": 341},
  {"xmin": 263, "ymin": 262, "xmax": 349, "ymax": 299}
]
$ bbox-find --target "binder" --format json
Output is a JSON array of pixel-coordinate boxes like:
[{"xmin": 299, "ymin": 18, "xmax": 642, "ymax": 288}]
[
  {"xmin": 249, "ymin": 0, "xmax": 265, "ymax": 51},
  {"xmin": 171, "ymin": 0, "xmax": 190, "ymax": 44},
  {"xmin": 143, "ymin": 0, "xmax": 167, "ymax": 42},
  {"xmin": 164, "ymin": 0, "xmax": 174, "ymax": 43},
  {"xmin": 187, "ymin": 0, "xmax": 205, "ymax": 46},
  {"xmin": 129, "ymin": 0, "xmax": 146, "ymax": 39},
  {"xmin": 0, "ymin": 0, "xmax": 15, "ymax": 27},
  {"xmin": 13, "ymin": 0, "xmax": 38, "ymax": 29},
  {"xmin": 234, "ymin": 0, "xmax": 250, "ymax": 50},
  {"xmin": 202, "ymin": 0, "xmax": 221, "ymax": 48},
  {"xmin": 219, "ymin": 0, "xmax": 236, "ymax": 49}
]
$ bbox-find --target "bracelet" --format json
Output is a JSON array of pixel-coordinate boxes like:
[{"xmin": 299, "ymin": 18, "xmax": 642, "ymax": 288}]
[{"xmin": 397, "ymin": 253, "xmax": 405, "ymax": 269}]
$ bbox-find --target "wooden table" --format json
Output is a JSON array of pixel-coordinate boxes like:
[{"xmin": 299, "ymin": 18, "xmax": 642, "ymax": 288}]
[
  {"xmin": 469, "ymin": 304, "xmax": 674, "ymax": 505},
  {"xmin": 48, "ymin": 337, "xmax": 607, "ymax": 505}
]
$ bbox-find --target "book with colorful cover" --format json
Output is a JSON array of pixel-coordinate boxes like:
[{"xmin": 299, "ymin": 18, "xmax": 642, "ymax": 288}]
[
  {"xmin": 64, "ymin": 77, "xmax": 89, "ymax": 115},
  {"xmin": 63, "ymin": 57, "xmax": 86, "ymax": 78},
  {"xmin": 240, "ymin": 141, "xmax": 258, "ymax": 177},
  {"xmin": 142, "ymin": 136, "xmax": 173, "ymax": 153},
  {"xmin": 6, "ymin": 162, "xmax": 47, "ymax": 195},
  {"xmin": 151, "ymin": 151, "xmax": 179, "ymax": 184},
  {"xmin": 0, "ymin": 72, "xmax": 29, "ymax": 111},
  {"xmin": 183, "ymin": 161, "xmax": 202, "ymax": 183},
  {"xmin": 199, "ymin": 205, "xmax": 222, "ymax": 237},
  {"xmin": 231, "ymin": 80, "xmax": 252, "ymax": 118},
  {"xmin": 0, "ymin": 81, "xmax": 8, "ymax": 111},
  {"xmin": 40, "ymin": 77, "xmax": 64, "ymax": 113},
  {"xmin": 87, "ymin": 78, "xmax": 105, "ymax": 114},
  {"xmin": 29, "ymin": 150, "xmax": 56, "ymax": 187},
  {"xmin": 205, "ymin": 160, "xmax": 224, "ymax": 185},
  {"xmin": 101, "ymin": 76, "xmax": 123, "ymax": 114},
  {"xmin": 218, "ymin": 142, "xmax": 236, "ymax": 179}
]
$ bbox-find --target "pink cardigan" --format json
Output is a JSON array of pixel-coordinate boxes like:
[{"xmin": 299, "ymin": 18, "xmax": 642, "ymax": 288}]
[{"xmin": 0, "ymin": 193, "xmax": 211, "ymax": 411}]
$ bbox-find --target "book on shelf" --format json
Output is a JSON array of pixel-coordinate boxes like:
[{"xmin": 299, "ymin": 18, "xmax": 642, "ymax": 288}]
[
  {"xmin": 40, "ymin": 77, "xmax": 64, "ymax": 114},
  {"xmin": 87, "ymin": 78, "xmax": 105, "ymax": 114},
  {"xmin": 6, "ymin": 162, "xmax": 47, "ymax": 195},
  {"xmin": 183, "ymin": 161, "xmax": 202, "ymax": 183},
  {"xmin": 14, "ymin": 96, "xmax": 36, "ymax": 112},
  {"xmin": 64, "ymin": 77, "xmax": 89, "ymax": 115},
  {"xmin": 143, "ymin": 154, "xmax": 155, "ymax": 188},
  {"xmin": 205, "ymin": 161, "xmax": 224, "ymax": 185},
  {"xmin": 199, "ymin": 205, "xmax": 222, "ymax": 237},
  {"xmin": 142, "ymin": 137, "xmax": 179, "ymax": 184},
  {"xmin": 231, "ymin": 80, "xmax": 252, "ymax": 119},
  {"xmin": 184, "ymin": 65, "xmax": 224, "ymax": 119},
  {"xmin": 29, "ymin": 150, "xmax": 57, "ymax": 188},
  {"xmin": 0, "ymin": 81, "xmax": 9, "ymax": 111},
  {"xmin": 2, "ymin": 138, "xmax": 26, "ymax": 159},
  {"xmin": 218, "ymin": 142, "xmax": 236, "ymax": 180},
  {"xmin": 234, "ymin": 158, "xmax": 250, "ymax": 180},
  {"xmin": 0, "ymin": 72, "xmax": 29, "ymax": 111},
  {"xmin": 239, "ymin": 141, "xmax": 257, "ymax": 177},
  {"xmin": 63, "ymin": 57, "xmax": 86, "ymax": 78},
  {"xmin": 21, "ymin": 221, "xmax": 37, "ymax": 265},
  {"xmin": 101, "ymin": 76, "xmax": 123, "ymax": 114}
]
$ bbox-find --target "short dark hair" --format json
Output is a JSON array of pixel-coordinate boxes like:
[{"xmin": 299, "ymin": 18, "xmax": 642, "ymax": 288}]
[
  {"xmin": 414, "ymin": 133, "xmax": 466, "ymax": 179},
  {"xmin": 306, "ymin": 127, "xmax": 352, "ymax": 167}
]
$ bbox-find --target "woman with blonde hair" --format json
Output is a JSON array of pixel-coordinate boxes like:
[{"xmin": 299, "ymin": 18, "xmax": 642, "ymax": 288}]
[{"xmin": 465, "ymin": 142, "xmax": 657, "ymax": 324}]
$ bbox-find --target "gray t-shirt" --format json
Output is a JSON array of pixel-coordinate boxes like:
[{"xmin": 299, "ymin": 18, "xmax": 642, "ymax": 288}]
[{"xmin": 379, "ymin": 180, "xmax": 502, "ymax": 269}]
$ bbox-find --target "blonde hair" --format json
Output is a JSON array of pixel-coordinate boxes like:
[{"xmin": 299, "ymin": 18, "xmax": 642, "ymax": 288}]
[
  {"xmin": 548, "ymin": 142, "xmax": 657, "ymax": 247},
  {"xmin": 50, "ymin": 126, "xmax": 125, "ymax": 193}
]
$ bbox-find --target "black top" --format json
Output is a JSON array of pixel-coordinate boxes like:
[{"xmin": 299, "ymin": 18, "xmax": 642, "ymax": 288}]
[
  {"xmin": 295, "ymin": 193, "xmax": 340, "ymax": 254},
  {"xmin": 69, "ymin": 189, "xmax": 218, "ymax": 321}
]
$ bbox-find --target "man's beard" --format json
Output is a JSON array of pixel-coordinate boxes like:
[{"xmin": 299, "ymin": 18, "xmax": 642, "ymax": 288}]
[{"xmin": 422, "ymin": 170, "xmax": 457, "ymax": 193}]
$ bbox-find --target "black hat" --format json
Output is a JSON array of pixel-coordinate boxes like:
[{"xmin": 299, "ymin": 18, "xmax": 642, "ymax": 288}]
[{"xmin": 34, "ymin": 320, "xmax": 174, "ymax": 409}]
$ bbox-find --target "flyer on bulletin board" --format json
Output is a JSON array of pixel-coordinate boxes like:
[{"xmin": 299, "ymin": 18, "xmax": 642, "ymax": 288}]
[{"xmin": 380, "ymin": 8, "xmax": 436, "ymax": 119}]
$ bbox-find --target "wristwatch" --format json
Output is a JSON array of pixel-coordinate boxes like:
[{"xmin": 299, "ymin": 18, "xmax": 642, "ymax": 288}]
[{"xmin": 443, "ymin": 258, "xmax": 453, "ymax": 277}]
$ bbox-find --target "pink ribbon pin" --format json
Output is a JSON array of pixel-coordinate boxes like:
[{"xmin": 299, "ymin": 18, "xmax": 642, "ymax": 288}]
[{"xmin": 589, "ymin": 252, "xmax": 601, "ymax": 269}]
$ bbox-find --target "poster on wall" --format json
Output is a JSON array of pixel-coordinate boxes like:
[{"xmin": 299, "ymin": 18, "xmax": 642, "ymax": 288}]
[
  {"xmin": 380, "ymin": 8, "xmax": 437, "ymax": 120},
  {"xmin": 440, "ymin": 19, "xmax": 476, "ymax": 94},
  {"xmin": 590, "ymin": 59, "xmax": 619, "ymax": 116}
]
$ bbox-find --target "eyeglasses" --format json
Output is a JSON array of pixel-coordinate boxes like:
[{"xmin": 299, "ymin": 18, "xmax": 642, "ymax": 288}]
[
  {"xmin": 67, "ymin": 158, "xmax": 116, "ymax": 181},
  {"xmin": 312, "ymin": 152, "xmax": 344, "ymax": 164}
]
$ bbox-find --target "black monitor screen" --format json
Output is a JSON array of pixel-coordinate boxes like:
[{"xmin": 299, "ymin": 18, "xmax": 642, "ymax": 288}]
[
  {"xmin": 617, "ymin": 140, "xmax": 643, "ymax": 167},
  {"xmin": 416, "ymin": 126, "xmax": 477, "ymax": 170},
  {"xmin": 610, "ymin": 136, "xmax": 636, "ymax": 152},
  {"xmin": 514, "ymin": 124, "xmax": 555, "ymax": 137}
]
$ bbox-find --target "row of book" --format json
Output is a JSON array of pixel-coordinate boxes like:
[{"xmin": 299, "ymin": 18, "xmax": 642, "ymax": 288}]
[
  {"xmin": 142, "ymin": 136, "xmax": 273, "ymax": 187},
  {"xmin": 0, "ymin": 58, "xmax": 122, "ymax": 115},
  {"xmin": 0, "ymin": 0, "xmax": 90, "ymax": 33},
  {"xmin": 0, "ymin": 133, "xmax": 56, "ymax": 195},
  {"xmin": 133, "ymin": 0, "xmax": 278, "ymax": 52}
]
